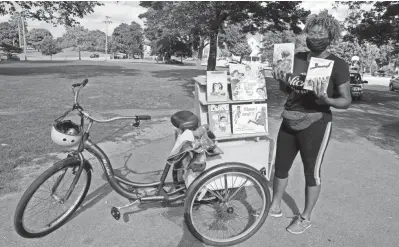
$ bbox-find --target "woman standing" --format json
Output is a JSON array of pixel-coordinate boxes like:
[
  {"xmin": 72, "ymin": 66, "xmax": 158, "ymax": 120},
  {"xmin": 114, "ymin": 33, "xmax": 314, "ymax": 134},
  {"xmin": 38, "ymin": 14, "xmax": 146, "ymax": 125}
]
[{"xmin": 271, "ymin": 11, "xmax": 351, "ymax": 234}]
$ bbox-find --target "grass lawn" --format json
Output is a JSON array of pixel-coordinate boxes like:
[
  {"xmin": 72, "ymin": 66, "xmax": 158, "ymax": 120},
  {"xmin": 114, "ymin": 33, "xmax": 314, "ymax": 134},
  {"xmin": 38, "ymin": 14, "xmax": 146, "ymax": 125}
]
[{"xmin": 0, "ymin": 60, "xmax": 207, "ymax": 195}]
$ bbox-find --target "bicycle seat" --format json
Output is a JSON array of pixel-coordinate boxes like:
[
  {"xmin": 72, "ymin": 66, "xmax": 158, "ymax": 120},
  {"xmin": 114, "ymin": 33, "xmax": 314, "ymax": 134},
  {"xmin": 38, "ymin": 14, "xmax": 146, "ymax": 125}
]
[{"xmin": 171, "ymin": 111, "xmax": 199, "ymax": 130}]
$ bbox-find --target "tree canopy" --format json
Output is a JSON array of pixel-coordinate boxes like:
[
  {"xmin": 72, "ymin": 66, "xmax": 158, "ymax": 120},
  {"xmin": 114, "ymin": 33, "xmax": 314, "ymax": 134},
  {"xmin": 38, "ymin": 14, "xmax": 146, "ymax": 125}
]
[
  {"xmin": 0, "ymin": 1, "xmax": 102, "ymax": 27},
  {"xmin": 0, "ymin": 22, "xmax": 17, "ymax": 45},
  {"xmin": 139, "ymin": 1, "xmax": 310, "ymax": 70},
  {"xmin": 27, "ymin": 28, "xmax": 52, "ymax": 50},
  {"xmin": 218, "ymin": 24, "xmax": 252, "ymax": 63},
  {"xmin": 335, "ymin": 1, "xmax": 399, "ymax": 47},
  {"xmin": 112, "ymin": 22, "xmax": 144, "ymax": 56},
  {"xmin": 40, "ymin": 36, "xmax": 62, "ymax": 59}
]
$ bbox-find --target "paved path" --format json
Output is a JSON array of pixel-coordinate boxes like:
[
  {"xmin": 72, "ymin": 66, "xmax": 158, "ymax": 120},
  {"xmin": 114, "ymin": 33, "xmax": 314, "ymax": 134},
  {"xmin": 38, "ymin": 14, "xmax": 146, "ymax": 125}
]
[{"xmin": 1, "ymin": 114, "xmax": 399, "ymax": 247}]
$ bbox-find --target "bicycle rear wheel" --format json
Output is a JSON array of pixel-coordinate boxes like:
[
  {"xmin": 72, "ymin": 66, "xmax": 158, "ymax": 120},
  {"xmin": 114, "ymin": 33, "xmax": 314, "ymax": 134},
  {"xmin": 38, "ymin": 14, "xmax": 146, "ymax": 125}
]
[
  {"xmin": 184, "ymin": 162, "xmax": 270, "ymax": 246},
  {"xmin": 14, "ymin": 157, "xmax": 91, "ymax": 238}
]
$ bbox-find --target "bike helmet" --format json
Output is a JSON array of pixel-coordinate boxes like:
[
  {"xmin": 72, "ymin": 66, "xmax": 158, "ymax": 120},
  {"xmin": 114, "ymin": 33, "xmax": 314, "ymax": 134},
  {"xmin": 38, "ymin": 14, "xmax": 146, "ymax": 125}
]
[{"xmin": 51, "ymin": 120, "xmax": 82, "ymax": 147}]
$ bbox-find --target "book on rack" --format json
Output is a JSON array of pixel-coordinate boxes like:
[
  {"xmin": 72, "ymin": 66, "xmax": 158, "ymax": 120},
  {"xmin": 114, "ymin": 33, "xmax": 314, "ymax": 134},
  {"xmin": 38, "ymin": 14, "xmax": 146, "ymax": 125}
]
[
  {"xmin": 206, "ymin": 71, "xmax": 229, "ymax": 102},
  {"xmin": 229, "ymin": 63, "xmax": 267, "ymax": 101},
  {"xmin": 302, "ymin": 57, "xmax": 334, "ymax": 94},
  {"xmin": 273, "ymin": 43, "xmax": 295, "ymax": 75},
  {"xmin": 231, "ymin": 103, "xmax": 268, "ymax": 134},
  {"xmin": 208, "ymin": 104, "xmax": 232, "ymax": 137}
]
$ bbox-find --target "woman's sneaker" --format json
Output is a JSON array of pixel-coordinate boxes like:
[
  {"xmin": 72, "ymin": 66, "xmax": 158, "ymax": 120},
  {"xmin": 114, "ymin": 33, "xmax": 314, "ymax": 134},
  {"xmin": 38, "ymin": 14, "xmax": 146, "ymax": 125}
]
[
  {"xmin": 286, "ymin": 215, "xmax": 311, "ymax": 234},
  {"xmin": 268, "ymin": 208, "xmax": 282, "ymax": 218}
]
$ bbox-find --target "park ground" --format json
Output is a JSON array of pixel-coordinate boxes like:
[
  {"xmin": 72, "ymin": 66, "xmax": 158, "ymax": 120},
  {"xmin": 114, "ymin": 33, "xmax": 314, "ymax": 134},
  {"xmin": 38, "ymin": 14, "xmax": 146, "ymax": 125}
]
[{"xmin": 0, "ymin": 59, "xmax": 399, "ymax": 247}]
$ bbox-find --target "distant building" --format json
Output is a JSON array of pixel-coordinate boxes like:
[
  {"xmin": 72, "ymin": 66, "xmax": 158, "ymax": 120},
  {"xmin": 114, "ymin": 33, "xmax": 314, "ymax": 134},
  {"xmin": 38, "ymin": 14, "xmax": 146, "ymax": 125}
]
[
  {"xmin": 201, "ymin": 32, "xmax": 264, "ymax": 66},
  {"xmin": 244, "ymin": 33, "xmax": 263, "ymax": 63}
]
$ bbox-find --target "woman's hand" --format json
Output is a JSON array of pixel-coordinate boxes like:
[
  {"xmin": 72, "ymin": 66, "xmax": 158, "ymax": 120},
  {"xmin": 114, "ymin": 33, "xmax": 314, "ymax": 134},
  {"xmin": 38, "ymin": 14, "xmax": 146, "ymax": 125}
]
[
  {"xmin": 313, "ymin": 80, "xmax": 330, "ymax": 105},
  {"xmin": 273, "ymin": 60, "xmax": 292, "ymax": 84}
]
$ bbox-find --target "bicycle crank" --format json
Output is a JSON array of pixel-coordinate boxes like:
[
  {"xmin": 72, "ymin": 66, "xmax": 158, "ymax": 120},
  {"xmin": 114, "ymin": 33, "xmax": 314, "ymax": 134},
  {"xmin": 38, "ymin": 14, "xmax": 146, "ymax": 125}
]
[{"xmin": 111, "ymin": 199, "xmax": 140, "ymax": 220}]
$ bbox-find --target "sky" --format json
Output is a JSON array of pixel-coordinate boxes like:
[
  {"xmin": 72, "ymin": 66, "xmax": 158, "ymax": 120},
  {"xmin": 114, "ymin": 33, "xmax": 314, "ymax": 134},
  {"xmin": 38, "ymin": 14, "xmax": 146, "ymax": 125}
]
[{"xmin": 0, "ymin": 1, "xmax": 352, "ymax": 38}]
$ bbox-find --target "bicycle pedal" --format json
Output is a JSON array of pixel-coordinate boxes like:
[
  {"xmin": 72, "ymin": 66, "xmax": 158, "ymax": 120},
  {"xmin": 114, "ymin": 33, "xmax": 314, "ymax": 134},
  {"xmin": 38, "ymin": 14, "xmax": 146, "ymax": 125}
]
[{"xmin": 111, "ymin": 207, "xmax": 120, "ymax": 220}]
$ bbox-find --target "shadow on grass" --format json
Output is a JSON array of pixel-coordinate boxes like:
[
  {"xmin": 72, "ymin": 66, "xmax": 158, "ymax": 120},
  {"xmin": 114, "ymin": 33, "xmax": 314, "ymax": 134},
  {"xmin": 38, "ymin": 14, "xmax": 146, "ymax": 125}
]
[
  {"xmin": 0, "ymin": 63, "xmax": 139, "ymax": 79},
  {"xmin": 265, "ymin": 76, "xmax": 399, "ymax": 155},
  {"xmin": 150, "ymin": 69, "xmax": 205, "ymax": 99},
  {"xmin": 68, "ymin": 152, "xmax": 165, "ymax": 222}
]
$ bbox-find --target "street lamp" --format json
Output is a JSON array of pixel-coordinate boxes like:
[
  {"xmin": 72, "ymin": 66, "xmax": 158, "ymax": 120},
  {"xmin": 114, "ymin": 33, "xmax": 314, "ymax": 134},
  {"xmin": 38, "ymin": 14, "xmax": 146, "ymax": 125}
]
[
  {"xmin": 103, "ymin": 16, "xmax": 112, "ymax": 58},
  {"xmin": 18, "ymin": 12, "xmax": 27, "ymax": 61}
]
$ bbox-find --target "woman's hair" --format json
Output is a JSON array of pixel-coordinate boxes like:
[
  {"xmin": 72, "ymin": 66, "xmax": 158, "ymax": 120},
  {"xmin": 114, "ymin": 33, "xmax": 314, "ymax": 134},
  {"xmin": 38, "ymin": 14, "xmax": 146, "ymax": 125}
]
[{"xmin": 303, "ymin": 10, "xmax": 341, "ymax": 42}]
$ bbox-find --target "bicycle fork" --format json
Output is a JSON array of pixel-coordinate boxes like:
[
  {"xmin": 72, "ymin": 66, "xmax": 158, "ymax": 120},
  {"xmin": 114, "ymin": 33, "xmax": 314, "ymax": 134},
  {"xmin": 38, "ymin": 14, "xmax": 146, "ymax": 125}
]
[{"xmin": 51, "ymin": 152, "xmax": 86, "ymax": 203}]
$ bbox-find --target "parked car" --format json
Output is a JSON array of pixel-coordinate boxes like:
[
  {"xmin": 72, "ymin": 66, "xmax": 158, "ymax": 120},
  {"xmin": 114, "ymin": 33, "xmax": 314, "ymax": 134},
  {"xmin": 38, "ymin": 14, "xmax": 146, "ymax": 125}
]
[
  {"xmin": 133, "ymin": 54, "xmax": 140, "ymax": 59},
  {"xmin": 389, "ymin": 75, "xmax": 399, "ymax": 91},
  {"xmin": 90, "ymin": 53, "xmax": 99, "ymax": 58},
  {"xmin": 112, "ymin": 53, "xmax": 128, "ymax": 59}
]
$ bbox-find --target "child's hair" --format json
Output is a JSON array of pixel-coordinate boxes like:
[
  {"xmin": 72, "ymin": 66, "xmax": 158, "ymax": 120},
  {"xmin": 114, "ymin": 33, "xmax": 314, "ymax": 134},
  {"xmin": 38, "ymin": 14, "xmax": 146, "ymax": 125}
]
[
  {"xmin": 212, "ymin": 82, "xmax": 223, "ymax": 91},
  {"xmin": 303, "ymin": 10, "xmax": 341, "ymax": 42}
]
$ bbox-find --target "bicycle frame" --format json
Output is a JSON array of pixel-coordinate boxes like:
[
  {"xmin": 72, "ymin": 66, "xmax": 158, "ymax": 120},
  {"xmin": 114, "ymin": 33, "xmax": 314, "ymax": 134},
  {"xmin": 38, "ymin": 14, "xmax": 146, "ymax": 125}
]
[
  {"xmin": 57, "ymin": 80, "xmax": 186, "ymax": 204},
  {"xmin": 82, "ymin": 138, "xmax": 186, "ymax": 202}
]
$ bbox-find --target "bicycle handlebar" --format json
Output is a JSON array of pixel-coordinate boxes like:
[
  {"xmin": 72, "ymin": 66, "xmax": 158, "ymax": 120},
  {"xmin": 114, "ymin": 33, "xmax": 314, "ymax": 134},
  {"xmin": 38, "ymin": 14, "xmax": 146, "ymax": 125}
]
[
  {"xmin": 79, "ymin": 109, "xmax": 151, "ymax": 123},
  {"xmin": 71, "ymin": 78, "xmax": 151, "ymax": 123},
  {"xmin": 72, "ymin": 78, "xmax": 89, "ymax": 88}
]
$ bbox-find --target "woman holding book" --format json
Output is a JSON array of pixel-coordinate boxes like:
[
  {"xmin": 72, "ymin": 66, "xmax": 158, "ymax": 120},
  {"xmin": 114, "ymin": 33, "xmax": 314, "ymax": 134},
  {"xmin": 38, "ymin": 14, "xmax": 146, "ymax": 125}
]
[{"xmin": 270, "ymin": 11, "xmax": 351, "ymax": 234}]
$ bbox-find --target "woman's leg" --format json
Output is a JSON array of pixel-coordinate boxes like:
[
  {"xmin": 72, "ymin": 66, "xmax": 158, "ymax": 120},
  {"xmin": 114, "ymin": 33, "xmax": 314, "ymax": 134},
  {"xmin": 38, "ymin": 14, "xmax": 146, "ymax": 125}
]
[
  {"xmin": 270, "ymin": 123, "xmax": 299, "ymax": 212},
  {"xmin": 297, "ymin": 119, "xmax": 332, "ymax": 220}
]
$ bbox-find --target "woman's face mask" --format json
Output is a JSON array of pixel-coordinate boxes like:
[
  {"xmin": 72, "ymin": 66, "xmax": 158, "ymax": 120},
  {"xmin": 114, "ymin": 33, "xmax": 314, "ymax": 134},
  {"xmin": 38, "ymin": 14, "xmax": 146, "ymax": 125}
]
[
  {"xmin": 306, "ymin": 37, "xmax": 330, "ymax": 53},
  {"xmin": 306, "ymin": 25, "xmax": 330, "ymax": 53}
]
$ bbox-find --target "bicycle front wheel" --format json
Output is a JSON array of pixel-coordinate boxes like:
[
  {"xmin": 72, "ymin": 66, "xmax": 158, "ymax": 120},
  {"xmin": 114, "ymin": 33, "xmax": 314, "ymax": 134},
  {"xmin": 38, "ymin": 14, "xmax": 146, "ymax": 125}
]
[
  {"xmin": 14, "ymin": 157, "xmax": 92, "ymax": 238},
  {"xmin": 184, "ymin": 162, "xmax": 271, "ymax": 246}
]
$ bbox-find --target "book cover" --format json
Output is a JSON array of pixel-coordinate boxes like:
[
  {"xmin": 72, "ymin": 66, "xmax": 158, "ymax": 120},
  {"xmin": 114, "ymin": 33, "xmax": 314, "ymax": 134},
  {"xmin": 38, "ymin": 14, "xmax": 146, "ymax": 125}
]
[
  {"xmin": 208, "ymin": 104, "xmax": 232, "ymax": 137},
  {"xmin": 273, "ymin": 43, "xmax": 295, "ymax": 75},
  {"xmin": 206, "ymin": 71, "xmax": 229, "ymax": 102},
  {"xmin": 229, "ymin": 64, "xmax": 267, "ymax": 101},
  {"xmin": 232, "ymin": 103, "xmax": 268, "ymax": 134},
  {"xmin": 303, "ymin": 57, "xmax": 334, "ymax": 93}
]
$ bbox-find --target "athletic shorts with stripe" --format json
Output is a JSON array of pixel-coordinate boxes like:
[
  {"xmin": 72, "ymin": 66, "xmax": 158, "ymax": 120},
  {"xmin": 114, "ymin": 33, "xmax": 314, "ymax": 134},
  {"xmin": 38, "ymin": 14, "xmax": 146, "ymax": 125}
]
[{"xmin": 274, "ymin": 116, "xmax": 332, "ymax": 186}]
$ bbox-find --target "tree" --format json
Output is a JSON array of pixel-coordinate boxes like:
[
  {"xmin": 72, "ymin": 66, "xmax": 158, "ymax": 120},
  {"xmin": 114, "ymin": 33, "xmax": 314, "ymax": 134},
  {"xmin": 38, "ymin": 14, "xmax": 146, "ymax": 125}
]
[
  {"xmin": 0, "ymin": 2, "xmax": 102, "ymax": 27},
  {"xmin": 0, "ymin": 22, "xmax": 18, "ymax": 45},
  {"xmin": 27, "ymin": 28, "xmax": 52, "ymax": 51},
  {"xmin": 61, "ymin": 26, "xmax": 92, "ymax": 60},
  {"xmin": 139, "ymin": 1, "xmax": 309, "ymax": 71},
  {"xmin": 334, "ymin": 2, "xmax": 399, "ymax": 47},
  {"xmin": 111, "ymin": 22, "xmax": 144, "ymax": 57},
  {"xmin": 40, "ymin": 36, "xmax": 62, "ymax": 60},
  {"xmin": 218, "ymin": 24, "xmax": 251, "ymax": 63},
  {"xmin": 87, "ymin": 30, "xmax": 106, "ymax": 52}
]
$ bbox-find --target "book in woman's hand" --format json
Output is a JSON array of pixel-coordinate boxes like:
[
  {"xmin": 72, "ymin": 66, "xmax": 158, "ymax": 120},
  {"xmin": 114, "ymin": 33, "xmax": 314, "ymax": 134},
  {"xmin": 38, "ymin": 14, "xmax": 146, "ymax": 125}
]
[
  {"xmin": 303, "ymin": 57, "xmax": 334, "ymax": 94},
  {"xmin": 273, "ymin": 43, "xmax": 295, "ymax": 78}
]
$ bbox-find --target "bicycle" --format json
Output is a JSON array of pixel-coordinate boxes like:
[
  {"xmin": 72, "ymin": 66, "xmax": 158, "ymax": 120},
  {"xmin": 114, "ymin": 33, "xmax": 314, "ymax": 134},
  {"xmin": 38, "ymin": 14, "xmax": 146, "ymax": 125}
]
[{"xmin": 14, "ymin": 78, "xmax": 271, "ymax": 246}]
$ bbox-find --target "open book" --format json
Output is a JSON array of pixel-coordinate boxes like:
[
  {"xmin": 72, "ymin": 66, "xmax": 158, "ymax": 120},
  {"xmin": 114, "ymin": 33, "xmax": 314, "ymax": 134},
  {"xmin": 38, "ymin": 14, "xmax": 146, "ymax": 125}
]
[{"xmin": 303, "ymin": 57, "xmax": 334, "ymax": 93}]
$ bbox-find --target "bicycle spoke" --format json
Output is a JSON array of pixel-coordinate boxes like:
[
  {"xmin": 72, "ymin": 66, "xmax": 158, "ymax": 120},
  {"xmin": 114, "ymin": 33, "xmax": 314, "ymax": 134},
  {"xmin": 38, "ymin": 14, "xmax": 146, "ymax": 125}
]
[{"xmin": 227, "ymin": 178, "xmax": 248, "ymax": 202}]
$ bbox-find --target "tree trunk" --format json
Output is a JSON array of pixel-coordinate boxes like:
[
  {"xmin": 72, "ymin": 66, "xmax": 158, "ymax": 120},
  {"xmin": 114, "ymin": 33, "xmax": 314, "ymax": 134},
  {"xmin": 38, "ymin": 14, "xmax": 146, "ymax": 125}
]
[
  {"xmin": 239, "ymin": 55, "xmax": 243, "ymax": 64},
  {"xmin": 196, "ymin": 38, "xmax": 205, "ymax": 67},
  {"xmin": 51, "ymin": 54, "xmax": 52, "ymax": 61},
  {"xmin": 207, "ymin": 29, "xmax": 218, "ymax": 71},
  {"xmin": 78, "ymin": 48, "xmax": 81, "ymax": 60}
]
